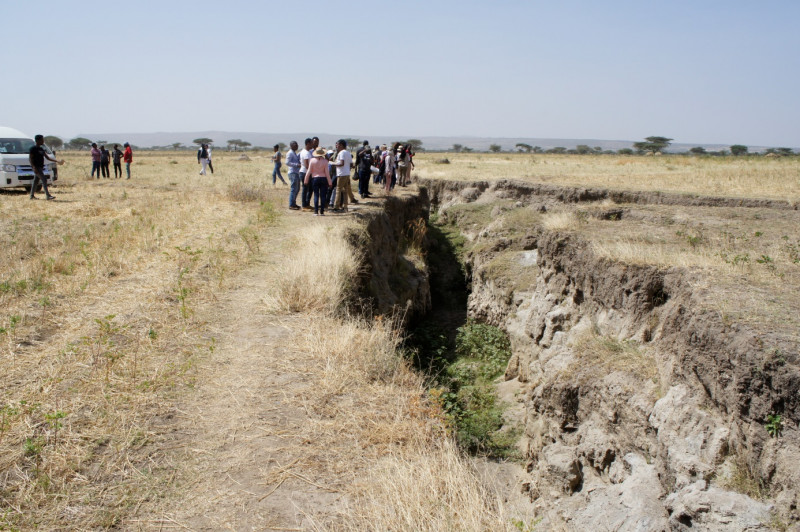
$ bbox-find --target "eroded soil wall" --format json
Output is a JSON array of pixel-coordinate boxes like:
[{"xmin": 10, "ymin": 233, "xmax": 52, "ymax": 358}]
[{"xmin": 421, "ymin": 179, "xmax": 800, "ymax": 531}]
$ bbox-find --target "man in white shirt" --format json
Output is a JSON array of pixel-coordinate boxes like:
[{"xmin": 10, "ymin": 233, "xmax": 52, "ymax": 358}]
[
  {"xmin": 299, "ymin": 138, "xmax": 313, "ymax": 210},
  {"xmin": 331, "ymin": 139, "xmax": 354, "ymax": 212}
]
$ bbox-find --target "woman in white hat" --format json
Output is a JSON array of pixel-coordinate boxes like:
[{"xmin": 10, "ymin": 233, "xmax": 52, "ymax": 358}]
[{"xmin": 304, "ymin": 147, "xmax": 333, "ymax": 215}]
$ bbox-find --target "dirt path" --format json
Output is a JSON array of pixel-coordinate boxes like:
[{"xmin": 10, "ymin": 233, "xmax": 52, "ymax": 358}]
[{"xmin": 127, "ymin": 217, "xmax": 355, "ymax": 531}]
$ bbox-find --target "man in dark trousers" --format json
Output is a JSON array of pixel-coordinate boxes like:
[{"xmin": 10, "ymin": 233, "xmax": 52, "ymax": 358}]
[
  {"xmin": 355, "ymin": 140, "xmax": 373, "ymax": 198},
  {"xmin": 29, "ymin": 134, "xmax": 63, "ymax": 200}
]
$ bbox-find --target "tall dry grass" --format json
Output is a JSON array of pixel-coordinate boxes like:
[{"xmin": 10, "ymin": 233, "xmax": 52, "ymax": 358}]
[
  {"xmin": 416, "ymin": 152, "xmax": 800, "ymax": 202},
  {"xmin": 0, "ymin": 150, "xmax": 286, "ymax": 529},
  {"xmin": 260, "ymin": 215, "xmax": 520, "ymax": 530},
  {"xmin": 341, "ymin": 438, "xmax": 512, "ymax": 531},
  {"xmin": 265, "ymin": 223, "xmax": 362, "ymax": 314}
]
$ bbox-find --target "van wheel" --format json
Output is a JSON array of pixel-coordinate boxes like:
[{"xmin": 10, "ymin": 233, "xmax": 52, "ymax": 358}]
[{"xmin": 24, "ymin": 184, "xmax": 43, "ymax": 193}]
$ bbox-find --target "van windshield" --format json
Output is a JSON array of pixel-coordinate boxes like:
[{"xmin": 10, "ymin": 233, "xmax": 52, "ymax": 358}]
[{"xmin": 0, "ymin": 138, "xmax": 35, "ymax": 154}]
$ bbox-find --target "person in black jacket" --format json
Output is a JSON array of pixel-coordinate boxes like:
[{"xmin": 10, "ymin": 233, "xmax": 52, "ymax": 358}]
[
  {"xmin": 29, "ymin": 134, "xmax": 63, "ymax": 200},
  {"xmin": 112, "ymin": 144, "xmax": 123, "ymax": 178},
  {"xmin": 355, "ymin": 140, "xmax": 373, "ymax": 198}
]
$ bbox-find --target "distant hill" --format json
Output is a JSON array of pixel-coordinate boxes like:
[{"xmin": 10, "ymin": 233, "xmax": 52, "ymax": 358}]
[{"xmin": 76, "ymin": 131, "xmax": 777, "ymax": 153}]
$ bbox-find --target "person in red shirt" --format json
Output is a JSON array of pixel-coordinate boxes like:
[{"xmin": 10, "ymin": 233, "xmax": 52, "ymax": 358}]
[{"xmin": 123, "ymin": 142, "xmax": 133, "ymax": 179}]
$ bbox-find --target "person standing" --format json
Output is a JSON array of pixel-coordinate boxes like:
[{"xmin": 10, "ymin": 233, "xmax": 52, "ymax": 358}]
[
  {"xmin": 112, "ymin": 144, "xmax": 123, "ymax": 178},
  {"xmin": 326, "ymin": 150, "xmax": 337, "ymax": 208},
  {"xmin": 299, "ymin": 138, "xmax": 314, "ymax": 210},
  {"xmin": 331, "ymin": 139, "xmax": 354, "ymax": 212},
  {"xmin": 198, "ymin": 143, "xmax": 211, "ymax": 175},
  {"xmin": 123, "ymin": 142, "xmax": 133, "ymax": 179},
  {"xmin": 29, "ymin": 134, "xmax": 63, "ymax": 200},
  {"xmin": 382, "ymin": 144, "xmax": 395, "ymax": 194},
  {"xmin": 355, "ymin": 140, "xmax": 373, "ymax": 198},
  {"xmin": 396, "ymin": 144, "xmax": 412, "ymax": 187},
  {"xmin": 100, "ymin": 145, "xmax": 111, "ymax": 178},
  {"xmin": 90, "ymin": 143, "xmax": 102, "ymax": 179},
  {"xmin": 286, "ymin": 141, "xmax": 301, "ymax": 210},
  {"xmin": 207, "ymin": 144, "xmax": 214, "ymax": 174},
  {"xmin": 304, "ymin": 147, "xmax": 332, "ymax": 215},
  {"xmin": 271, "ymin": 144, "xmax": 286, "ymax": 185},
  {"xmin": 372, "ymin": 144, "xmax": 382, "ymax": 184}
]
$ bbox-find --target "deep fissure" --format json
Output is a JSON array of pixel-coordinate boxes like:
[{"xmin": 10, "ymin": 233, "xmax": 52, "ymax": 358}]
[{"xmin": 359, "ymin": 181, "xmax": 800, "ymax": 529}]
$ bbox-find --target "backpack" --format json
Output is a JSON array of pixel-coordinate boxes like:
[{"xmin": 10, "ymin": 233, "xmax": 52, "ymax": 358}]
[
  {"xmin": 199, "ymin": 147, "xmax": 208, "ymax": 159},
  {"xmin": 378, "ymin": 154, "xmax": 386, "ymax": 176},
  {"xmin": 359, "ymin": 149, "xmax": 373, "ymax": 171}
]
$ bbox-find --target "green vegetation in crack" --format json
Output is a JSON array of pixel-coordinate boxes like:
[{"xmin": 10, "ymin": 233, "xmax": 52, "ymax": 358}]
[{"xmin": 407, "ymin": 214, "xmax": 519, "ymax": 459}]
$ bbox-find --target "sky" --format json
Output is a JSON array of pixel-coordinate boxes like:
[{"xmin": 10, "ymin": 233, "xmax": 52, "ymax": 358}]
[{"xmin": 4, "ymin": 0, "xmax": 799, "ymax": 147}]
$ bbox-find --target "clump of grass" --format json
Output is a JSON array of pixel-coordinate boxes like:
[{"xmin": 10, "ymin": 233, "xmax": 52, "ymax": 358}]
[
  {"xmin": 227, "ymin": 182, "xmax": 269, "ymax": 202},
  {"xmin": 567, "ymin": 330, "xmax": 657, "ymax": 387},
  {"xmin": 342, "ymin": 438, "xmax": 514, "ymax": 531},
  {"xmin": 266, "ymin": 223, "xmax": 361, "ymax": 314},
  {"xmin": 715, "ymin": 456, "xmax": 769, "ymax": 500},
  {"xmin": 542, "ymin": 211, "xmax": 580, "ymax": 231}
]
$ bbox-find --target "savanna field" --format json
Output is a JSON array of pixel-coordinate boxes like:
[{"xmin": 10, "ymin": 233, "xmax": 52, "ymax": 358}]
[{"xmin": 2, "ymin": 150, "xmax": 800, "ymax": 529}]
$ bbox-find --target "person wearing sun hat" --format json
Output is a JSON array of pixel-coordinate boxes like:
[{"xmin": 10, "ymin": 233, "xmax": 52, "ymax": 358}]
[
  {"xmin": 396, "ymin": 143, "xmax": 412, "ymax": 187},
  {"xmin": 304, "ymin": 146, "xmax": 333, "ymax": 215}
]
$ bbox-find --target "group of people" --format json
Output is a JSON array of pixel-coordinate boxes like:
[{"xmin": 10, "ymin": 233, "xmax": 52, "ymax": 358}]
[
  {"xmin": 91, "ymin": 142, "xmax": 133, "ymax": 179},
  {"xmin": 75, "ymin": 138, "xmax": 416, "ymax": 214},
  {"xmin": 276, "ymin": 138, "xmax": 415, "ymax": 215}
]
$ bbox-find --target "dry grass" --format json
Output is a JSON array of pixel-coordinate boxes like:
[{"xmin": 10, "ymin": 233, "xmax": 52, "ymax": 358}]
[
  {"xmin": 277, "ymin": 224, "xmax": 518, "ymax": 530},
  {"xmin": 416, "ymin": 152, "xmax": 800, "ymax": 202},
  {"xmin": 264, "ymin": 223, "xmax": 362, "ymax": 314},
  {"xmin": 565, "ymin": 329, "xmax": 658, "ymax": 389},
  {"xmin": 0, "ymin": 149, "xmax": 519, "ymax": 529},
  {"xmin": 341, "ymin": 438, "xmax": 512, "ymax": 531},
  {"xmin": 541, "ymin": 211, "xmax": 580, "ymax": 231},
  {"xmin": 297, "ymin": 312, "xmax": 517, "ymax": 531},
  {"xmin": 0, "ymin": 150, "xmax": 285, "ymax": 529},
  {"xmin": 715, "ymin": 456, "xmax": 769, "ymax": 501}
]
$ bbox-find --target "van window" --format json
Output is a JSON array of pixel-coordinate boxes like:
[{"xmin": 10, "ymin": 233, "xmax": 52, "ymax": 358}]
[{"xmin": 0, "ymin": 138, "xmax": 35, "ymax": 154}]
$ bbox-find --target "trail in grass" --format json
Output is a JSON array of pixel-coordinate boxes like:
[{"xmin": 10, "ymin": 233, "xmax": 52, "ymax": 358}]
[{"xmin": 128, "ymin": 215, "xmax": 351, "ymax": 531}]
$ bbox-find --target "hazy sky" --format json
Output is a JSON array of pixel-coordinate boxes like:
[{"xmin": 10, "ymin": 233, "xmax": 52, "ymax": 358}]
[{"xmin": 5, "ymin": 0, "xmax": 799, "ymax": 146}]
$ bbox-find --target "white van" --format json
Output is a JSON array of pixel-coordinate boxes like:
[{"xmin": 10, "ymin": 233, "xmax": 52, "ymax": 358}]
[{"xmin": 0, "ymin": 127, "xmax": 59, "ymax": 190}]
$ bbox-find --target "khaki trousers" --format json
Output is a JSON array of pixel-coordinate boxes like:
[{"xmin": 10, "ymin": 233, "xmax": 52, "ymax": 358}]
[{"xmin": 334, "ymin": 175, "xmax": 353, "ymax": 210}]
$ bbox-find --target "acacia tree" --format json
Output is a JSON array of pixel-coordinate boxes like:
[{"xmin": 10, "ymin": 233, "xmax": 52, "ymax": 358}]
[
  {"xmin": 343, "ymin": 138, "xmax": 360, "ymax": 148},
  {"xmin": 488, "ymin": 144, "xmax": 502, "ymax": 153},
  {"xmin": 689, "ymin": 147, "xmax": 707, "ymax": 155},
  {"xmin": 730, "ymin": 144, "xmax": 748, "ymax": 156},
  {"xmin": 515, "ymin": 143, "xmax": 533, "ymax": 153},
  {"xmin": 766, "ymin": 147, "xmax": 794, "ymax": 156},
  {"xmin": 193, "ymin": 137, "xmax": 213, "ymax": 146},
  {"xmin": 44, "ymin": 136, "xmax": 63, "ymax": 149},
  {"xmin": 67, "ymin": 137, "xmax": 92, "ymax": 150},
  {"xmin": 405, "ymin": 139, "xmax": 423, "ymax": 151},
  {"xmin": 452, "ymin": 144, "xmax": 463, "ymax": 153},
  {"xmin": 633, "ymin": 136, "xmax": 672, "ymax": 154}
]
